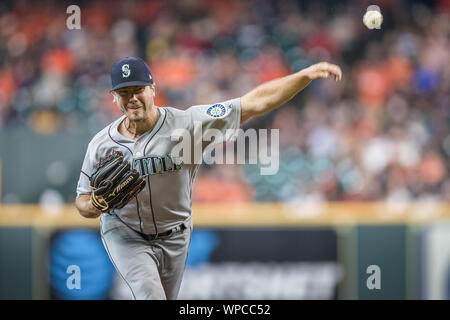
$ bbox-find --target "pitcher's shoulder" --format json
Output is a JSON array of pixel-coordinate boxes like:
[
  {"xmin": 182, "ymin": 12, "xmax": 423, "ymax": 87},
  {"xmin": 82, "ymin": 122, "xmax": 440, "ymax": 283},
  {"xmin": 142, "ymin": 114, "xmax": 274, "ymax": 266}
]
[
  {"xmin": 158, "ymin": 106, "xmax": 192, "ymax": 125},
  {"xmin": 88, "ymin": 116, "xmax": 125, "ymax": 147},
  {"xmin": 160, "ymin": 106, "xmax": 190, "ymax": 117}
]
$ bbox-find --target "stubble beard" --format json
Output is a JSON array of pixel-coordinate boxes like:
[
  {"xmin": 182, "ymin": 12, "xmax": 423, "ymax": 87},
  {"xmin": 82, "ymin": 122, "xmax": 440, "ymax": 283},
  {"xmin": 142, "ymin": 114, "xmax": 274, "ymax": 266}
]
[{"xmin": 124, "ymin": 104, "xmax": 148, "ymax": 122}]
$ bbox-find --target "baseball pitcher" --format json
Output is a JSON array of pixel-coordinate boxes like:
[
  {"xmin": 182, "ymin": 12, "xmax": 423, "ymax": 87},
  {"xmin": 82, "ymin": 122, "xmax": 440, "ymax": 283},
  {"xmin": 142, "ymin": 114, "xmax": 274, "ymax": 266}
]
[{"xmin": 75, "ymin": 56, "xmax": 342, "ymax": 300}]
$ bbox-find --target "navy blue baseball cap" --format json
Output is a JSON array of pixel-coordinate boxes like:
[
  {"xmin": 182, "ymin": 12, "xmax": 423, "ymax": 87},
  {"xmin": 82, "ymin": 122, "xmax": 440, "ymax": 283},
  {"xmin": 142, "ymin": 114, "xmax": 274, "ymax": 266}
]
[{"xmin": 110, "ymin": 57, "xmax": 154, "ymax": 91}]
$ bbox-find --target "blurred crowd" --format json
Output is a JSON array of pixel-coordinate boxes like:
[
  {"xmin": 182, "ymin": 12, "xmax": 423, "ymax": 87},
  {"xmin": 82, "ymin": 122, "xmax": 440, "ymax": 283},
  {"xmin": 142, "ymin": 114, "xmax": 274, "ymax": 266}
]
[{"xmin": 0, "ymin": 0, "xmax": 449, "ymax": 203}]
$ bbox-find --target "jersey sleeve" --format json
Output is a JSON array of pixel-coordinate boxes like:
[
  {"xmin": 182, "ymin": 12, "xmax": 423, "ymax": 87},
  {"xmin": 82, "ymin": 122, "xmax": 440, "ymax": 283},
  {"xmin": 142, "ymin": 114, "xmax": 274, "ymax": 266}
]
[
  {"xmin": 76, "ymin": 142, "xmax": 95, "ymax": 197},
  {"xmin": 186, "ymin": 97, "xmax": 241, "ymax": 150}
]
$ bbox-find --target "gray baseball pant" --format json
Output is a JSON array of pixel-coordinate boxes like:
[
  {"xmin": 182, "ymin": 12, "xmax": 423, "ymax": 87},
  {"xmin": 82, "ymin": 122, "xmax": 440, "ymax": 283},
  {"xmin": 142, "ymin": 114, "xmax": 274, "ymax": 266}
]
[{"xmin": 100, "ymin": 213, "xmax": 192, "ymax": 300}]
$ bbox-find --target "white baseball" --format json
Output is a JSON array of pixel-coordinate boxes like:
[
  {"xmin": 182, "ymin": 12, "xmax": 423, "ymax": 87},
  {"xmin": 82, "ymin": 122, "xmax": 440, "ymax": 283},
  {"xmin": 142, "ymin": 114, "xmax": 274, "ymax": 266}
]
[{"xmin": 363, "ymin": 10, "xmax": 383, "ymax": 29}]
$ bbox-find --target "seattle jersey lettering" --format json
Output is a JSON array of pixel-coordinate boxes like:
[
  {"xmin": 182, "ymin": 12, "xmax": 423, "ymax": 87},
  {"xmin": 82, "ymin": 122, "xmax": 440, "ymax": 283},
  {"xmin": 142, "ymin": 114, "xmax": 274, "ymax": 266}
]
[{"xmin": 133, "ymin": 155, "xmax": 183, "ymax": 177}]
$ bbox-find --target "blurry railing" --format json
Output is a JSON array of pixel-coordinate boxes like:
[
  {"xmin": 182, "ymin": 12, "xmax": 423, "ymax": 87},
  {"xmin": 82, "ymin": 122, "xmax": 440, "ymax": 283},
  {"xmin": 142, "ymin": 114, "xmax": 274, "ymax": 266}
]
[{"xmin": 1, "ymin": 202, "xmax": 449, "ymax": 228}]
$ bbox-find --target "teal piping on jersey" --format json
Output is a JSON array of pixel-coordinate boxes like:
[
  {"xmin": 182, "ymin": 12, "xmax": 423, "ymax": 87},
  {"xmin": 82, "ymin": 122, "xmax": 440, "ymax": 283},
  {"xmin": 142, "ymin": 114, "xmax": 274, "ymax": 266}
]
[
  {"xmin": 107, "ymin": 123, "xmax": 144, "ymax": 233},
  {"xmin": 143, "ymin": 108, "xmax": 167, "ymax": 236},
  {"xmin": 106, "ymin": 108, "xmax": 168, "ymax": 235}
]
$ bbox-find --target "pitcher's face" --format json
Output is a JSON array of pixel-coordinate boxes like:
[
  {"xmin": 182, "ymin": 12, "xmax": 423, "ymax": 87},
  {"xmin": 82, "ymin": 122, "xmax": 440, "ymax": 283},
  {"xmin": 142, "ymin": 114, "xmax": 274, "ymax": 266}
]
[{"xmin": 114, "ymin": 85, "xmax": 156, "ymax": 122}]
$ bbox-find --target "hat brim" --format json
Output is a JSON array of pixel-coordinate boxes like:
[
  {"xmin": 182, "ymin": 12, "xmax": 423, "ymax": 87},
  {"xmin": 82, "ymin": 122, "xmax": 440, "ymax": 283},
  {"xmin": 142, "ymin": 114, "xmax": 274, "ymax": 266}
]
[{"xmin": 110, "ymin": 80, "xmax": 153, "ymax": 92}]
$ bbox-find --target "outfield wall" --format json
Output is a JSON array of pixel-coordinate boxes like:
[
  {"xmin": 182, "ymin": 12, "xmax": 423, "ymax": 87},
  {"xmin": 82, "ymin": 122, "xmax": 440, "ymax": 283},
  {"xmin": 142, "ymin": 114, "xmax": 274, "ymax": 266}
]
[{"xmin": 0, "ymin": 203, "xmax": 449, "ymax": 300}]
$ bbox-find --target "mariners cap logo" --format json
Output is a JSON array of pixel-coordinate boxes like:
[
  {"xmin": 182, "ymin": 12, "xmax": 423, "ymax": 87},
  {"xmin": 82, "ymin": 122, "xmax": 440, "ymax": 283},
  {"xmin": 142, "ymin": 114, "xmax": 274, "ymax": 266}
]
[
  {"xmin": 122, "ymin": 64, "xmax": 131, "ymax": 78},
  {"xmin": 111, "ymin": 57, "xmax": 154, "ymax": 91},
  {"xmin": 206, "ymin": 104, "xmax": 227, "ymax": 118}
]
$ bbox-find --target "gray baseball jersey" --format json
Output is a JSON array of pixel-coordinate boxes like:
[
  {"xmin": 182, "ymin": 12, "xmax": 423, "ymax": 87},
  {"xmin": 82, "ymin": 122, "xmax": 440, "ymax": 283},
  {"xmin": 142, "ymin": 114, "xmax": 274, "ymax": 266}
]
[{"xmin": 77, "ymin": 97, "xmax": 241, "ymax": 234}]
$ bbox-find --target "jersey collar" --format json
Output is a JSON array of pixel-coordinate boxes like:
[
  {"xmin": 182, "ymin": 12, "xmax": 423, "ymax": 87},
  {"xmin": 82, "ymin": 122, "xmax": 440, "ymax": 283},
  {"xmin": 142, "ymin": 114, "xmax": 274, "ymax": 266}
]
[{"xmin": 111, "ymin": 107, "xmax": 165, "ymax": 142}]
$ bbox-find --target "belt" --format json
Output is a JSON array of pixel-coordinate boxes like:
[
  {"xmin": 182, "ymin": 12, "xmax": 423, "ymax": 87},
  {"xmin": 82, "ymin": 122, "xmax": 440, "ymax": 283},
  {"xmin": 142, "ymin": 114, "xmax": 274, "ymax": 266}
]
[{"xmin": 138, "ymin": 223, "xmax": 187, "ymax": 241}]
